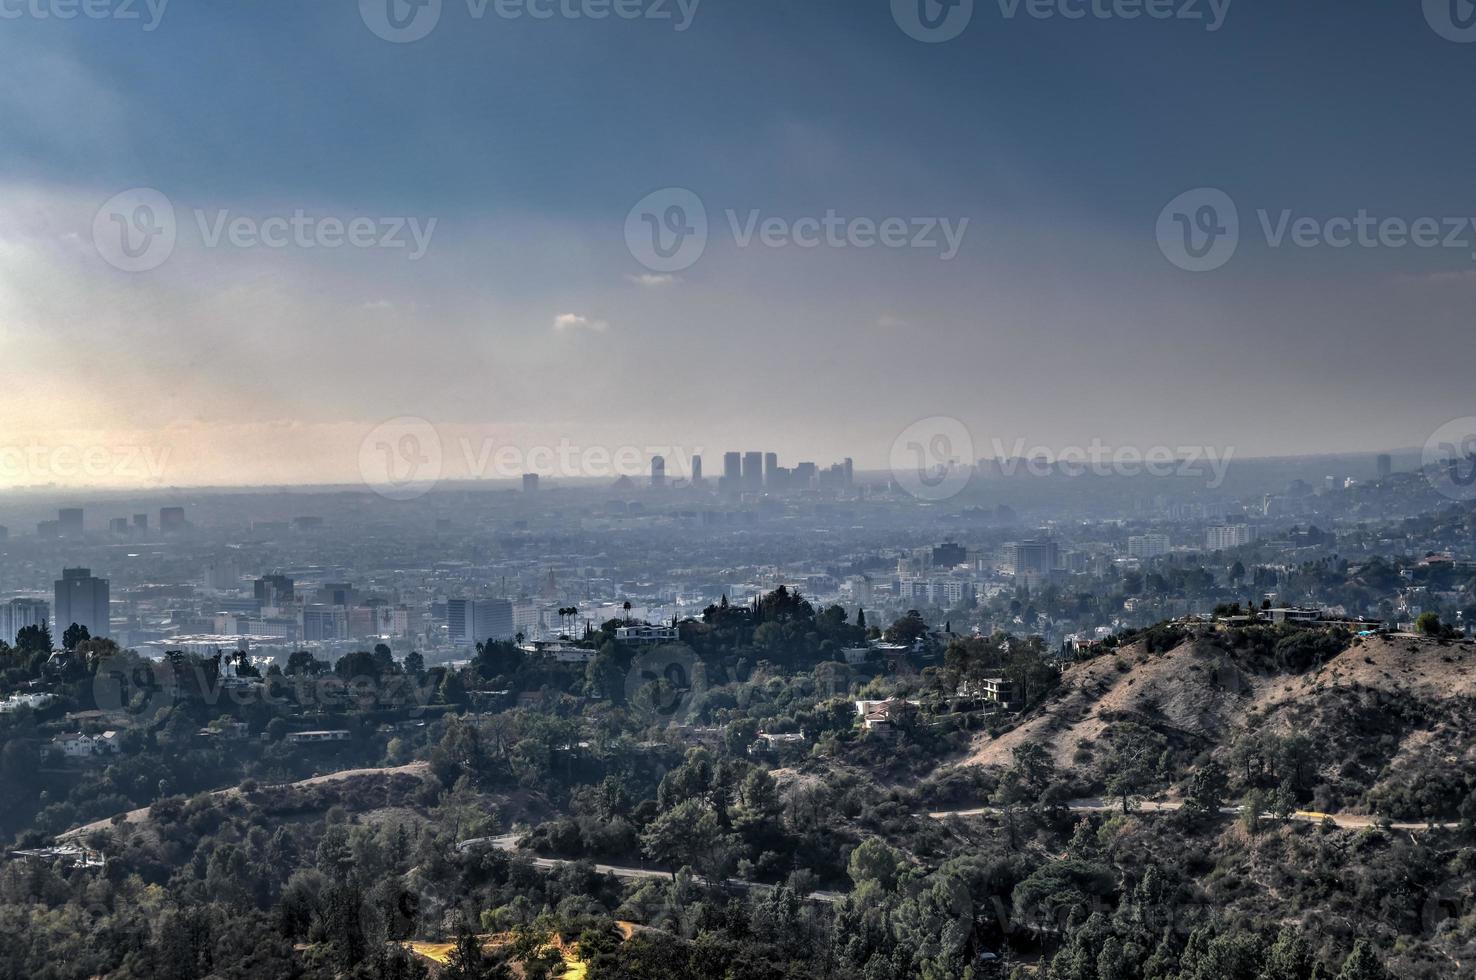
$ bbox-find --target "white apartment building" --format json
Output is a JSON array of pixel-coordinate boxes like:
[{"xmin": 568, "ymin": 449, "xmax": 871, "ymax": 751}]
[{"xmin": 1127, "ymin": 534, "xmax": 1170, "ymax": 559}]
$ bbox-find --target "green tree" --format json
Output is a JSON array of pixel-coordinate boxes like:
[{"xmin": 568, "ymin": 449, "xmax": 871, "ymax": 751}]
[
  {"xmin": 1184, "ymin": 762, "xmax": 1228, "ymax": 820},
  {"xmin": 1104, "ymin": 723, "xmax": 1168, "ymax": 814},
  {"xmin": 1262, "ymin": 927, "xmax": 1314, "ymax": 980},
  {"xmin": 443, "ymin": 923, "xmax": 489, "ymax": 980},
  {"xmin": 1335, "ymin": 940, "xmax": 1391, "ymax": 980},
  {"xmin": 61, "ymin": 622, "xmax": 90, "ymax": 652}
]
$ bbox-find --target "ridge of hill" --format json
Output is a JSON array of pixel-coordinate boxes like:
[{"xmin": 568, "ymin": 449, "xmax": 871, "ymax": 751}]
[{"xmin": 965, "ymin": 630, "xmax": 1476, "ymax": 818}]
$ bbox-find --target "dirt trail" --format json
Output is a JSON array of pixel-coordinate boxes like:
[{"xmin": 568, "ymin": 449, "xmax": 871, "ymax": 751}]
[{"xmin": 926, "ymin": 797, "xmax": 1460, "ymax": 832}]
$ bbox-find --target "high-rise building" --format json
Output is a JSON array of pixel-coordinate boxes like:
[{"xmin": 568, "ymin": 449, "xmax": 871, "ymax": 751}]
[
  {"xmin": 1009, "ymin": 540, "xmax": 1059, "ymax": 581},
  {"xmin": 932, "ymin": 541, "xmax": 968, "ymax": 568},
  {"xmin": 133, "ymin": 514, "xmax": 148, "ymax": 531},
  {"xmin": 742, "ymin": 451, "xmax": 763, "ymax": 491},
  {"xmin": 763, "ymin": 452, "xmax": 778, "ymax": 488},
  {"xmin": 794, "ymin": 461, "xmax": 817, "ymax": 489},
  {"xmin": 54, "ymin": 568, "xmax": 110, "ymax": 638},
  {"xmin": 1205, "ymin": 525, "xmax": 1254, "ymax": 550},
  {"xmin": 690, "ymin": 455, "xmax": 703, "ymax": 485},
  {"xmin": 651, "ymin": 455, "xmax": 666, "ymax": 488},
  {"xmin": 108, "ymin": 517, "xmax": 129, "ymax": 534},
  {"xmin": 254, "ymin": 574, "xmax": 295, "ymax": 605},
  {"xmin": 522, "ymin": 473, "xmax": 540, "ymax": 493},
  {"xmin": 723, "ymin": 452, "xmax": 741, "ymax": 483},
  {"xmin": 0, "ymin": 598, "xmax": 49, "ymax": 643},
  {"xmin": 1376, "ymin": 454, "xmax": 1393, "ymax": 480},
  {"xmin": 160, "ymin": 506, "xmax": 187, "ymax": 533},
  {"xmin": 57, "ymin": 508, "xmax": 83, "ymax": 537},
  {"xmin": 447, "ymin": 598, "xmax": 516, "ymax": 647},
  {"xmin": 300, "ymin": 604, "xmax": 348, "ymax": 641}
]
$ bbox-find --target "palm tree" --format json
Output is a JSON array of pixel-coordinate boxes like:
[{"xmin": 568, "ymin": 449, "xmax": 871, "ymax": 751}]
[{"xmin": 623, "ymin": 600, "xmax": 632, "ymax": 623}]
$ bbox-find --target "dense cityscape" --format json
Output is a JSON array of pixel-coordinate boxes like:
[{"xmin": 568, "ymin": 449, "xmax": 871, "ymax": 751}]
[{"xmin": 7, "ymin": 0, "xmax": 1476, "ymax": 977}]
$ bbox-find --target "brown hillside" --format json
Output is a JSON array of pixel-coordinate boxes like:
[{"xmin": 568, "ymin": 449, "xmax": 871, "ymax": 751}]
[
  {"xmin": 965, "ymin": 635, "xmax": 1257, "ymax": 770},
  {"xmin": 965, "ymin": 632, "xmax": 1476, "ymax": 814}
]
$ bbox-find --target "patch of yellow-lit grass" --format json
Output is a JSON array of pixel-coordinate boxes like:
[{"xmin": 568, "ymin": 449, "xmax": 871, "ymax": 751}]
[{"xmin": 401, "ymin": 930, "xmax": 601, "ymax": 977}]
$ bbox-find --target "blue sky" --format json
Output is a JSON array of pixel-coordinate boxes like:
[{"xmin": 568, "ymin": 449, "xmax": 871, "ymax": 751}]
[{"xmin": 2, "ymin": 0, "xmax": 1474, "ymax": 486}]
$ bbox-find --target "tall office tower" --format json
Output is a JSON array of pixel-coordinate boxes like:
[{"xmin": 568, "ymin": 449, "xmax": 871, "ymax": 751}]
[
  {"xmin": 1009, "ymin": 540, "xmax": 1059, "ymax": 581},
  {"xmin": 476, "ymin": 598, "xmax": 515, "ymax": 642},
  {"xmin": 690, "ymin": 455, "xmax": 703, "ymax": 484},
  {"xmin": 0, "ymin": 598, "xmax": 50, "ymax": 643},
  {"xmin": 932, "ymin": 541, "xmax": 968, "ymax": 568},
  {"xmin": 723, "ymin": 452, "xmax": 741, "ymax": 483},
  {"xmin": 300, "ymin": 604, "xmax": 348, "ymax": 642},
  {"xmin": 794, "ymin": 461, "xmax": 817, "ymax": 489},
  {"xmin": 742, "ymin": 451, "xmax": 763, "ymax": 490},
  {"xmin": 159, "ymin": 506, "xmax": 187, "ymax": 533},
  {"xmin": 763, "ymin": 452, "xmax": 778, "ymax": 488},
  {"xmin": 651, "ymin": 455, "xmax": 666, "ymax": 488},
  {"xmin": 253, "ymin": 574, "xmax": 295, "ymax": 605},
  {"xmin": 54, "ymin": 568, "xmax": 110, "ymax": 638},
  {"xmin": 522, "ymin": 473, "xmax": 540, "ymax": 493},
  {"xmin": 1376, "ymin": 454, "xmax": 1393, "ymax": 480},
  {"xmin": 57, "ymin": 508, "xmax": 83, "ymax": 537},
  {"xmin": 447, "ymin": 598, "xmax": 516, "ymax": 647},
  {"xmin": 133, "ymin": 514, "xmax": 148, "ymax": 531},
  {"xmin": 317, "ymin": 582, "xmax": 356, "ymax": 606},
  {"xmin": 843, "ymin": 457, "xmax": 854, "ymax": 485},
  {"xmin": 108, "ymin": 518, "xmax": 129, "ymax": 534}
]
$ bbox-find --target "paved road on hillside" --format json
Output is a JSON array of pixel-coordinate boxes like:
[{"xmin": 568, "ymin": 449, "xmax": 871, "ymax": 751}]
[
  {"xmin": 457, "ymin": 834, "xmax": 844, "ymax": 903},
  {"xmin": 925, "ymin": 797, "xmax": 1461, "ymax": 831}
]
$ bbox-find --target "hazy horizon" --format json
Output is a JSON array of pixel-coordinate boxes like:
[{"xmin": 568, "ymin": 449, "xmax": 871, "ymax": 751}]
[{"xmin": 4, "ymin": 2, "xmax": 1475, "ymax": 488}]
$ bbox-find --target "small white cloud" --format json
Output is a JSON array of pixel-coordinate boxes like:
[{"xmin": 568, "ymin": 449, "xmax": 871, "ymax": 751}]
[
  {"xmin": 553, "ymin": 313, "xmax": 609, "ymax": 333},
  {"xmin": 626, "ymin": 273, "xmax": 677, "ymax": 287}
]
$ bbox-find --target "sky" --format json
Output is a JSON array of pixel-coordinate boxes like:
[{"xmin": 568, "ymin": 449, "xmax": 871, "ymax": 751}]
[{"xmin": 1, "ymin": 0, "xmax": 1474, "ymax": 489}]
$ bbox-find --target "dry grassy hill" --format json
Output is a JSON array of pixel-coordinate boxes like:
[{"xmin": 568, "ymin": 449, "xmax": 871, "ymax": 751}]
[{"xmin": 965, "ymin": 629, "xmax": 1476, "ymax": 818}]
